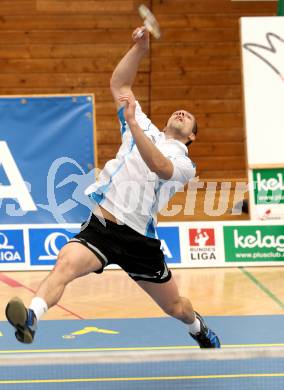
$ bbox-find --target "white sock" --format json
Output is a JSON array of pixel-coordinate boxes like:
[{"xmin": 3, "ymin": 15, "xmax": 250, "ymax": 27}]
[
  {"xmin": 29, "ymin": 297, "xmax": 48, "ymax": 321},
  {"xmin": 188, "ymin": 316, "xmax": 201, "ymax": 335}
]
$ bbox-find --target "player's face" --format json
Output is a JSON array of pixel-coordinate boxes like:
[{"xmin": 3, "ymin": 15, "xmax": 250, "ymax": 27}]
[{"xmin": 166, "ymin": 110, "xmax": 195, "ymax": 139}]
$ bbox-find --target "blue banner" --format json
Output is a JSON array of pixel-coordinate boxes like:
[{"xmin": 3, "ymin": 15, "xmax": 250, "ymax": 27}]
[
  {"xmin": 0, "ymin": 96, "xmax": 95, "ymax": 224},
  {"xmin": 157, "ymin": 226, "xmax": 181, "ymax": 264},
  {"xmin": 0, "ymin": 229, "xmax": 25, "ymax": 264},
  {"xmin": 29, "ymin": 227, "xmax": 80, "ymax": 266}
]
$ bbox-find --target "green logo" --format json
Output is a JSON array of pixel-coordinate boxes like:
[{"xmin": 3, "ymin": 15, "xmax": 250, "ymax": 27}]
[
  {"xmin": 224, "ymin": 225, "xmax": 284, "ymax": 262},
  {"xmin": 253, "ymin": 168, "xmax": 284, "ymax": 204}
]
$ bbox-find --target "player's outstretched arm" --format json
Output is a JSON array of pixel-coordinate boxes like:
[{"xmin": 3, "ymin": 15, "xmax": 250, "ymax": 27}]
[
  {"xmin": 118, "ymin": 94, "xmax": 174, "ymax": 180},
  {"xmin": 110, "ymin": 27, "xmax": 149, "ymax": 110}
]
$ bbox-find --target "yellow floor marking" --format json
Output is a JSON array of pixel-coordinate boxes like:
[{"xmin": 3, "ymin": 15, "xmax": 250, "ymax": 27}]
[
  {"xmin": 1, "ymin": 373, "xmax": 284, "ymax": 384},
  {"xmin": 1, "ymin": 343, "xmax": 284, "ymax": 354},
  {"xmin": 62, "ymin": 326, "xmax": 119, "ymax": 339}
]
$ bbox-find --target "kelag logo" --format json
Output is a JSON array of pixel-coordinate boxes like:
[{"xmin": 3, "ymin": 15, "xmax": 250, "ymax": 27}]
[
  {"xmin": 253, "ymin": 168, "xmax": 284, "ymax": 205},
  {"xmin": 156, "ymin": 226, "xmax": 181, "ymax": 263},
  {"xmin": 224, "ymin": 225, "xmax": 284, "ymax": 262},
  {"xmin": 29, "ymin": 228, "xmax": 79, "ymax": 266},
  {"xmin": 0, "ymin": 230, "xmax": 25, "ymax": 263}
]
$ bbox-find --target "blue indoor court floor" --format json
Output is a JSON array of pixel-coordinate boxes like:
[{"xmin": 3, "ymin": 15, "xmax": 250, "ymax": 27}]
[{"xmin": 0, "ymin": 315, "xmax": 284, "ymax": 389}]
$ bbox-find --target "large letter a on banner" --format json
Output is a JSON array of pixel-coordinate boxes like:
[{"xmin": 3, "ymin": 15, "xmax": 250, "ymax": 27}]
[{"xmin": 0, "ymin": 141, "xmax": 37, "ymax": 211}]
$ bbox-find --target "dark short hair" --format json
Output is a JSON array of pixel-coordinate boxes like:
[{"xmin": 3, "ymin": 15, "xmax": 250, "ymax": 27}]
[{"xmin": 185, "ymin": 119, "xmax": 198, "ymax": 146}]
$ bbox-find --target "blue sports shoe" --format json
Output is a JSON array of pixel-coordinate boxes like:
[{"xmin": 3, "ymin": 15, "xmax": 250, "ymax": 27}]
[
  {"xmin": 5, "ymin": 297, "xmax": 37, "ymax": 344},
  {"xmin": 190, "ymin": 312, "xmax": 221, "ymax": 348}
]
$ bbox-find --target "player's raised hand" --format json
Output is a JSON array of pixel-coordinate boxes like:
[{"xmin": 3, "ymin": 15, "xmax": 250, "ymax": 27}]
[{"xmin": 132, "ymin": 26, "xmax": 150, "ymax": 50}]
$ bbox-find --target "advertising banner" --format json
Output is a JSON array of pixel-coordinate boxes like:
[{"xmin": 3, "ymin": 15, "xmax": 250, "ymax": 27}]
[
  {"xmin": 0, "ymin": 95, "xmax": 283, "ymax": 271},
  {"xmin": 1, "ymin": 221, "xmax": 284, "ymax": 271},
  {"xmin": 0, "ymin": 94, "xmax": 97, "ymax": 270},
  {"xmin": 0, "ymin": 229, "xmax": 25, "ymax": 265},
  {"xmin": 29, "ymin": 227, "xmax": 79, "ymax": 267},
  {"xmin": 240, "ymin": 17, "xmax": 284, "ymax": 221},
  {"xmin": 0, "ymin": 225, "xmax": 80, "ymax": 271},
  {"xmin": 253, "ymin": 168, "xmax": 284, "ymax": 205},
  {"xmin": 0, "ymin": 95, "xmax": 96, "ymax": 225},
  {"xmin": 223, "ymin": 225, "xmax": 284, "ymax": 263},
  {"xmin": 249, "ymin": 168, "xmax": 284, "ymax": 220},
  {"xmin": 241, "ymin": 17, "xmax": 284, "ymax": 167},
  {"xmin": 156, "ymin": 226, "xmax": 181, "ymax": 264}
]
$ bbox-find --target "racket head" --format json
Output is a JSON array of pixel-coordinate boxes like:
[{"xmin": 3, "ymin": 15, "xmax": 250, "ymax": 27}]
[{"xmin": 138, "ymin": 4, "xmax": 161, "ymax": 39}]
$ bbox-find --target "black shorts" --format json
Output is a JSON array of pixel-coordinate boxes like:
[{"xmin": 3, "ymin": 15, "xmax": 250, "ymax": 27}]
[{"xmin": 67, "ymin": 213, "xmax": 171, "ymax": 284}]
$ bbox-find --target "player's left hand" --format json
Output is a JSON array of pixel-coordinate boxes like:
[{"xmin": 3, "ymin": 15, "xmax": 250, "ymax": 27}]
[{"xmin": 118, "ymin": 94, "xmax": 136, "ymax": 124}]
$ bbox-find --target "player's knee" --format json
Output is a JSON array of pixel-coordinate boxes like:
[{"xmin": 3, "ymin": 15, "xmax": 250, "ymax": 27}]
[
  {"xmin": 163, "ymin": 299, "xmax": 183, "ymax": 319},
  {"xmin": 53, "ymin": 253, "xmax": 77, "ymax": 283}
]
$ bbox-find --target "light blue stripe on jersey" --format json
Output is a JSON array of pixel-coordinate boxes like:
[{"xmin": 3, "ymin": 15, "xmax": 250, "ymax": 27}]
[
  {"xmin": 145, "ymin": 217, "xmax": 156, "ymax": 238},
  {"xmin": 89, "ymin": 132, "xmax": 136, "ymax": 205},
  {"xmin": 90, "ymin": 191, "xmax": 105, "ymax": 204},
  {"xmin": 118, "ymin": 106, "xmax": 127, "ymax": 136},
  {"xmin": 144, "ymin": 180, "xmax": 163, "ymax": 238}
]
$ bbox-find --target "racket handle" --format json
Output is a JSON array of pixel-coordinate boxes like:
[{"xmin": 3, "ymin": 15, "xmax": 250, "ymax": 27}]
[{"xmin": 136, "ymin": 29, "xmax": 144, "ymax": 38}]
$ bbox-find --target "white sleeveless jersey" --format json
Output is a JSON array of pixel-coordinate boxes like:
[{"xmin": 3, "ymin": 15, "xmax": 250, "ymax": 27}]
[{"xmin": 85, "ymin": 101, "xmax": 196, "ymax": 238}]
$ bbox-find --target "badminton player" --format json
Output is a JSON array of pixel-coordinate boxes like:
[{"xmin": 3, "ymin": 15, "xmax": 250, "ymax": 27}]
[{"xmin": 6, "ymin": 26, "xmax": 220, "ymax": 348}]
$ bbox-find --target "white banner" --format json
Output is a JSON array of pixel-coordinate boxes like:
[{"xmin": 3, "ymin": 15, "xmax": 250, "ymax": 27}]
[
  {"xmin": 1, "ymin": 221, "xmax": 284, "ymax": 271},
  {"xmin": 241, "ymin": 17, "xmax": 284, "ymax": 167},
  {"xmin": 241, "ymin": 17, "xmax": 284, "ymax": 221}
]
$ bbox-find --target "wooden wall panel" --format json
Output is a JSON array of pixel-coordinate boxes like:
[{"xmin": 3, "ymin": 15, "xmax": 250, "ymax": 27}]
[
  {"xmin": 37, "ymin": 1, "xmax": 135, "ymax": 13},
  {"xmin": 0, "ymin": 58, "xmax": 149, "ymax": 73},
  {"xmin": 0, "ymin": 30, "xmax": 137, "ymax": 44},
  {"xmin": 153, "ymin": 1, "xmax": 274, "ymax": 14},
  {"xmin": 0, "ymin": 1, "xmax": 36, "ymax": 15},
  {"xmin": 150, "ymin": 0, "xmax": 275, "ymax": 178},
  {"xmin": 0, "ymin": 15, "xmax": 142, "ymax": 30},
  {"xmin": 0, "ymin": 0, "xmax": 276, "ymax": 178},
  {"xmin": 0, "ymin": 73, "xmax": 147, "ymax": 88}
]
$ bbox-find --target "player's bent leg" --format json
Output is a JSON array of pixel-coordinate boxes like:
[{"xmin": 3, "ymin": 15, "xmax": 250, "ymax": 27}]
[
  {"xmin": 136, "ymin": 277, "xmax": 221, "ymax": 349},
  {"xmin": 36, "ymin": 242, "xmax": 104, "ymax": 308},
  {"xmin": 136, "ymin": 277, "xmax": 195, "ymax": 323},
  {"xmin": 6, "ymin": 242, "xmax": 104, "ymax": 344}
]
